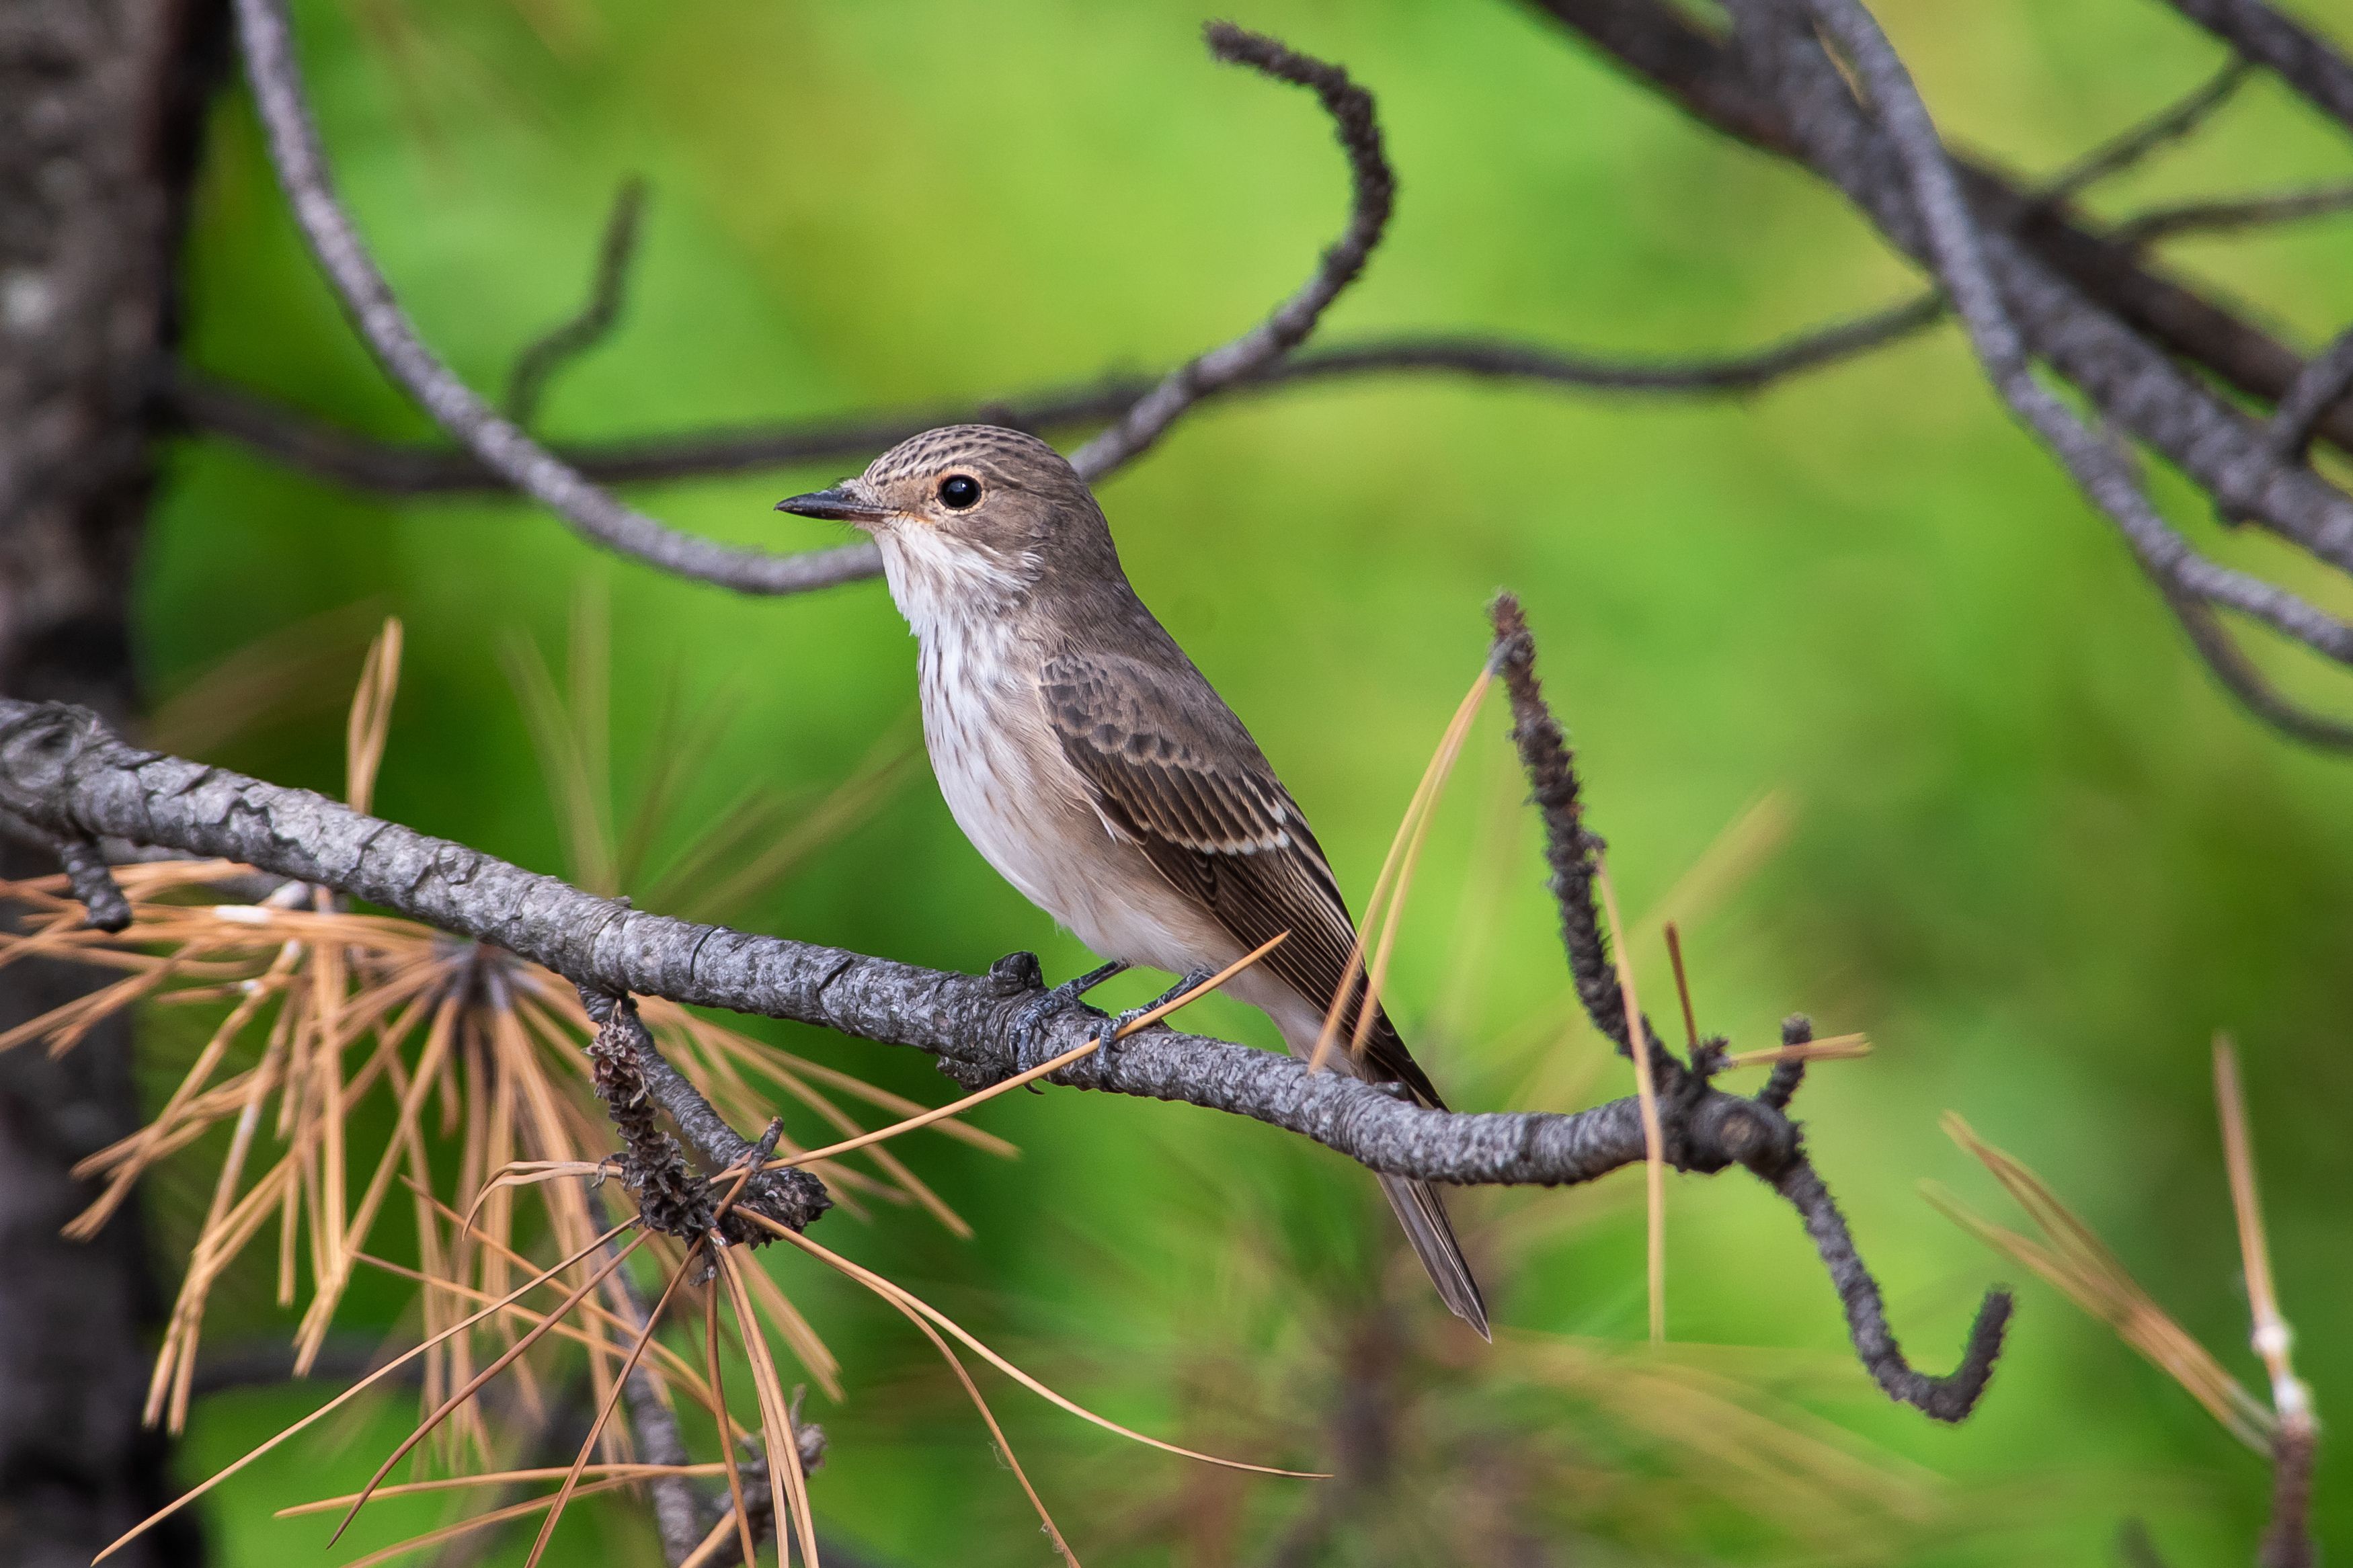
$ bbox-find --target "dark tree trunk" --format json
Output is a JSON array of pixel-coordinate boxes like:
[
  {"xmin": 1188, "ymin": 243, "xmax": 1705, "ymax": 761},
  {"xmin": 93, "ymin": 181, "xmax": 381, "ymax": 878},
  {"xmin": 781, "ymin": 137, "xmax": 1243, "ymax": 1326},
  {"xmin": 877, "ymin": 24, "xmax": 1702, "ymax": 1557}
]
[{"xmin": 0, "ymin": 3, "xmax": 226, "ymax": 1563}]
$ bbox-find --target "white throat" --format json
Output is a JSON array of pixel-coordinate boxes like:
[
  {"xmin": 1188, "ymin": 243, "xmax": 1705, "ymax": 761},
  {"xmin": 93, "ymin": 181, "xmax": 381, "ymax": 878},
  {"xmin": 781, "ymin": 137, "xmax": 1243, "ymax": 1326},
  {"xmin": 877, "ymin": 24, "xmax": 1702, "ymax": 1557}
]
[{"xmin": 873, "ymin": 525, "xmax": 1031, "ymax": 646}]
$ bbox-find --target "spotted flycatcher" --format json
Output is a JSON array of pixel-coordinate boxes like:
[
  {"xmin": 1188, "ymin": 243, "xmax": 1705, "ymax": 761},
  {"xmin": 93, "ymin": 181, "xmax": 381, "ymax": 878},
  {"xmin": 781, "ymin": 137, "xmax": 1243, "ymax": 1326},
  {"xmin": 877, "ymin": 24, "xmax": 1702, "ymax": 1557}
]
[{"xmin": 779, "ymin": 426, "xmax": 1489, "ymax": 1338}]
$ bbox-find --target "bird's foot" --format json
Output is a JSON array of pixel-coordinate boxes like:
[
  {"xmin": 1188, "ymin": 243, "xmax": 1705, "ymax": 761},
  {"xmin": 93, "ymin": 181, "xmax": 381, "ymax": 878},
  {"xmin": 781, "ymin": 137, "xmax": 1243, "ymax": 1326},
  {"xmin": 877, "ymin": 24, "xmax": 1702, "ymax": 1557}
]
[
  {"xmin": 1087, "ymin": 968, "xmax": 1217, "ymax": 1074},
  {"xmin": 998, "ymin": 956, "xmax": 1130, "ymax": 1078}
]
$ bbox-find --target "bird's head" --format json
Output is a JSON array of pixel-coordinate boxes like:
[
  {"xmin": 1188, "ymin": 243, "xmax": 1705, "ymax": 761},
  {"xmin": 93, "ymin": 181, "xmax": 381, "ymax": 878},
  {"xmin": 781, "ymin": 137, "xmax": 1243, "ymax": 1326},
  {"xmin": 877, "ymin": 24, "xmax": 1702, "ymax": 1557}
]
[{"xmin": 775, "ymin": 425, "xmax": 1114, "ymax": 614}]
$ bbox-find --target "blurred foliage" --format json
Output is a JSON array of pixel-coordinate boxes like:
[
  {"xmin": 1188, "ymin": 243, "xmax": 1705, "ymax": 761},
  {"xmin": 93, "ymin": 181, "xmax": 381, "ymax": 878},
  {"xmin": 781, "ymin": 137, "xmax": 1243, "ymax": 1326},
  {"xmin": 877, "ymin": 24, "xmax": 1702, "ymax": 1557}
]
[{"xmin": 138, "ymin": 0, "xmax": 2351, "ymax": 1561}]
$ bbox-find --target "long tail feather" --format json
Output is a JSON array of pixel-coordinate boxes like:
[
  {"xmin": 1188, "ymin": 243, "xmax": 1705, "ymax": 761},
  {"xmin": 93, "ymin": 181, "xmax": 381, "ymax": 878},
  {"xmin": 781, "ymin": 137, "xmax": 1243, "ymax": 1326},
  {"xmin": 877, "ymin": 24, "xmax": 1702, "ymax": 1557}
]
[{"xmin": 1378, "ymin": 1173, "xmax": 1490, "ymax": 1340}]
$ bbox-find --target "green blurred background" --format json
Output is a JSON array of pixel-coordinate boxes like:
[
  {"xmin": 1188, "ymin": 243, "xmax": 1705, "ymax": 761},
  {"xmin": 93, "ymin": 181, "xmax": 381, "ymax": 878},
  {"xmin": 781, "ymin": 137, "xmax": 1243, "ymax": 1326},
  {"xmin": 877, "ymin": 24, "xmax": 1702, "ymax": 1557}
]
[{"xmin": 140, "ymin": 0, "xmax": 2350, "ymax": 1561}]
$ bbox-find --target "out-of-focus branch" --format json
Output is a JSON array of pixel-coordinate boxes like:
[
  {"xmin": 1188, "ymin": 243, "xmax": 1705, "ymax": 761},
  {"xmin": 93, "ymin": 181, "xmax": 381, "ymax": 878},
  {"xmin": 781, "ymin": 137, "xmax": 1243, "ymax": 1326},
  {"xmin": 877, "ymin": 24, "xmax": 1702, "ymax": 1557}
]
[
  {"xmin": 1525, "ymin": 0, "xmax": 2353, "ymax": 463},
  {"xmin": 506, "ymin": 177, "xmax": 647, "ymax": 429},
  {"xmin": 1067, "ymin": 22, "xmax": 1395, "ymax": 481},
  {"xmin": 166, "ymin": 298, "xmax": 1944, "ymax": 497},
  {"xmin": 2156, "ymin": 585, "xmax": 2353, "ymax": 749},
  {"xmin": 2158, "ymin": 0, "xmax": 2353, "ymax": 132},
  {"xmin": 229, "ymin": 0, "xmax": 877, "ymax": 595},
  {"xmin": 1767, "ymin": 0, "xmax": 2353, "ymax": 655},
  {"xmin": 2030, "ymin": 59, "xmax": 2249, "ymax": 209},
  {"xmin": 2259, "ymin": 322, "xmax": 2353, "ymax": 467},
  {"xmin": 2110, "ymin": 179, "xmax": 2353, "ymax": 247}
]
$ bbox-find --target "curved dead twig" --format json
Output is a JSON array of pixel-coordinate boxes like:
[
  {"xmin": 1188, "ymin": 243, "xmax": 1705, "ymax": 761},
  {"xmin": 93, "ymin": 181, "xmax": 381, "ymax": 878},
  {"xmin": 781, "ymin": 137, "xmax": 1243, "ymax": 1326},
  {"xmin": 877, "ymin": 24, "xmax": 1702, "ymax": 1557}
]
[
  {"xmin": 1066, "ymin": 22, "xmax": 1396, "ymax": 481},
  {"xmin": 229, "ymin": 0, "xmax": 877, "ymax": 595}
]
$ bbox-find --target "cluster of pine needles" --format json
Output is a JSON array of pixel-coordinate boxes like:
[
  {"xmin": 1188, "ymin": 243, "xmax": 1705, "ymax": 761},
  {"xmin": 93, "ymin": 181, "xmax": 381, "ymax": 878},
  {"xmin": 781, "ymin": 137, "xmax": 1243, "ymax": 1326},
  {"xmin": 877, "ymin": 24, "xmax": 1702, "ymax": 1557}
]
[{"xmin": 1, "ymin": 615, "xmax": 1310, "ymax": 1567}]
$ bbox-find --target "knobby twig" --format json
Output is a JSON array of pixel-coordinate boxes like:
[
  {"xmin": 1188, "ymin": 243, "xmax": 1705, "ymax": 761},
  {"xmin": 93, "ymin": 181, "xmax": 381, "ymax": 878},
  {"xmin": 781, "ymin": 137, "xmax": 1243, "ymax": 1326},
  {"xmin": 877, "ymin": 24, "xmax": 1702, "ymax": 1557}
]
[
  {"xmin": 1488, "ymin": 592, "xmax": 2009, "ymax": 1419},
  {"xmin": 506, "ymin": 177, "xmax": 647, "ymax": 429},
  {"xmin": 1067, "ymin": 22, "xmax": 1395, "ymax": 481},
  {"xmin": 578, "ymin": 989, "xmax": 828, "ymax": 1242},
  {"xmin": 0, "ymin": 663, "xmax": 2003, "ymax": 1417},
  {"xmin": 229, "ymin": 0, "xmax": 878, "ymax": 595}
]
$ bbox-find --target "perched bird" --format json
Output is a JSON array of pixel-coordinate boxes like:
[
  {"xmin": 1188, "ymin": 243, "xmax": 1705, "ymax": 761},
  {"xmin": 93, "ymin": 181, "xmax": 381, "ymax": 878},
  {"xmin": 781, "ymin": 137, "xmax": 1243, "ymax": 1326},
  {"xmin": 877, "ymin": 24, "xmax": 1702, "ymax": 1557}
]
[{"xmin": 778, "ymin": 427, "xmax": 1489, "ymax": 1339}]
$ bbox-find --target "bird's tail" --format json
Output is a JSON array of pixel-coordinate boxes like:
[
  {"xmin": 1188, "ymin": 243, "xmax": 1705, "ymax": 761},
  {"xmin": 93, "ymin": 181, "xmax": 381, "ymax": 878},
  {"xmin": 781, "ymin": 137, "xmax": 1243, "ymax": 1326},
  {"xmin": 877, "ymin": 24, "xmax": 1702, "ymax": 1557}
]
[{"xmin": 1376, "ymin": 1173, "xmax": 1491, "ymax": 1342}]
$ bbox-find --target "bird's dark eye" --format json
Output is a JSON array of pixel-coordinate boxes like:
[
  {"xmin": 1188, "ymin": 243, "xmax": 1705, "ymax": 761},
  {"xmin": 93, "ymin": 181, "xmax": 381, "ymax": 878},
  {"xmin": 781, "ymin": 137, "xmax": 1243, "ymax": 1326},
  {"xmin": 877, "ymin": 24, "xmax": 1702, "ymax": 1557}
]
[{"xmin": 937, "ymin": 474, "xmax": 982, "ymax": 510}]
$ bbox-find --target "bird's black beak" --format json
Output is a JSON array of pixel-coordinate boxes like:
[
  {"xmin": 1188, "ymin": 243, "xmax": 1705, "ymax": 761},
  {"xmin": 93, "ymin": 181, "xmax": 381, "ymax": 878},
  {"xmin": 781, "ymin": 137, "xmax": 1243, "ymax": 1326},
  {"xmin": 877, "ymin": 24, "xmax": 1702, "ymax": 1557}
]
[{"xmin": 774, "ymin": 485, "xmax": 890, "ymax": 524}]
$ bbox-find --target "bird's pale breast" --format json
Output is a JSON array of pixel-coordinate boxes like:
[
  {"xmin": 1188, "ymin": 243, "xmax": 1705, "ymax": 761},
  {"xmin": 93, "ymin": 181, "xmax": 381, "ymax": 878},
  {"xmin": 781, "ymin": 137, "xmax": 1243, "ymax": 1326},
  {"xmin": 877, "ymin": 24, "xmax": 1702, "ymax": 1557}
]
[{"xmin": 914, "ymin": 613, "xmax": 1237, "ymax": 979}]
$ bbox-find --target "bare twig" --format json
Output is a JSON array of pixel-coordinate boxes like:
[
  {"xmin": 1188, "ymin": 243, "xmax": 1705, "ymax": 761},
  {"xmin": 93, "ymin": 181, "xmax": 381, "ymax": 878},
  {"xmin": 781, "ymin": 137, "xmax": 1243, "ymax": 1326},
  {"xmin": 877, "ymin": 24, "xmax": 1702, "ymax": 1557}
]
[
  {"xmin": 507, "ymin": 177, "xmax": 647, "ymax": 429},
  {"xmin": 2260, "ymin": 321, "xmax": 2353, "ymax": 466},
  {"xmin": 2030, "ymin": 60, "xmax": 2250, "ymax": 210},
  {"xmin": 1066, "ymin": 22, "xmax": 1396, "ymax": 481},
  {"xmin": 2157, "ymin": 0, "xmax": 2353, "ymax": 132},
  {"xmin": 2111, "ymin": 179, "xmax": 2353, "ymax": 247},
  {"xmin": 229, "ymin": 0, "xmax": 877, "ymax": 595}
]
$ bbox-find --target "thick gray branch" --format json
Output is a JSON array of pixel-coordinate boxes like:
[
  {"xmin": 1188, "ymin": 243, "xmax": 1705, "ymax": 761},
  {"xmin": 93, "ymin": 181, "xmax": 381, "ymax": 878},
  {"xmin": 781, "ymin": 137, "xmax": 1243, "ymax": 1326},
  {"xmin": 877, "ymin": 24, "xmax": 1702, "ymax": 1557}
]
[{"xmin": 0, "ymin": 696, "xmax": 1768, "ymax": 1190}]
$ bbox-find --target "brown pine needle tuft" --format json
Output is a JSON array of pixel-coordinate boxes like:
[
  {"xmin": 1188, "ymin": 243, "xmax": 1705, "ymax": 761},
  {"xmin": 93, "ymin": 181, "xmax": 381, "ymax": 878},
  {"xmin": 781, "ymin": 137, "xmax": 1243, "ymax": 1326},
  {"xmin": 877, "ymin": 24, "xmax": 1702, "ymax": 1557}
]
[
  {"xmin": 1594, "ymin": 860, "xmax": 1667, "ymax": 1345},
  {"xmin": 346, "ymin": 616, "xmax": 404, "ymax": 815},
  {"xmin": 520, "ymin": 1246, "xmax": 700, "ymax": 1568},
  {"xmin": 96, "ymin": 1218, "xmax": 639, "ymax": 1563},
  {"xmin": 1927, "ymin": 1113, "xmax": 2274, "ymax": 1451},
  {"xmin": 1310, "ymin": 657, "xmax": 1492, "ymax": 1074},
  {"xmin": 330, "ymin": 1229, "xmax": 656, "ymax": 1545}
]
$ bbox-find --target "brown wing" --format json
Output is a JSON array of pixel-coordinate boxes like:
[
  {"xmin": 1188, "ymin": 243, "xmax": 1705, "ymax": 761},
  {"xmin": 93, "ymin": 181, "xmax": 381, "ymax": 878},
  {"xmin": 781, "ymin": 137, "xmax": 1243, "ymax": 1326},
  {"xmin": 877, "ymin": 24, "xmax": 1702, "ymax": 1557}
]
[{"xmin": 1039, "ymin": 649, "xmax": 1442, "ymax": 1106}]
